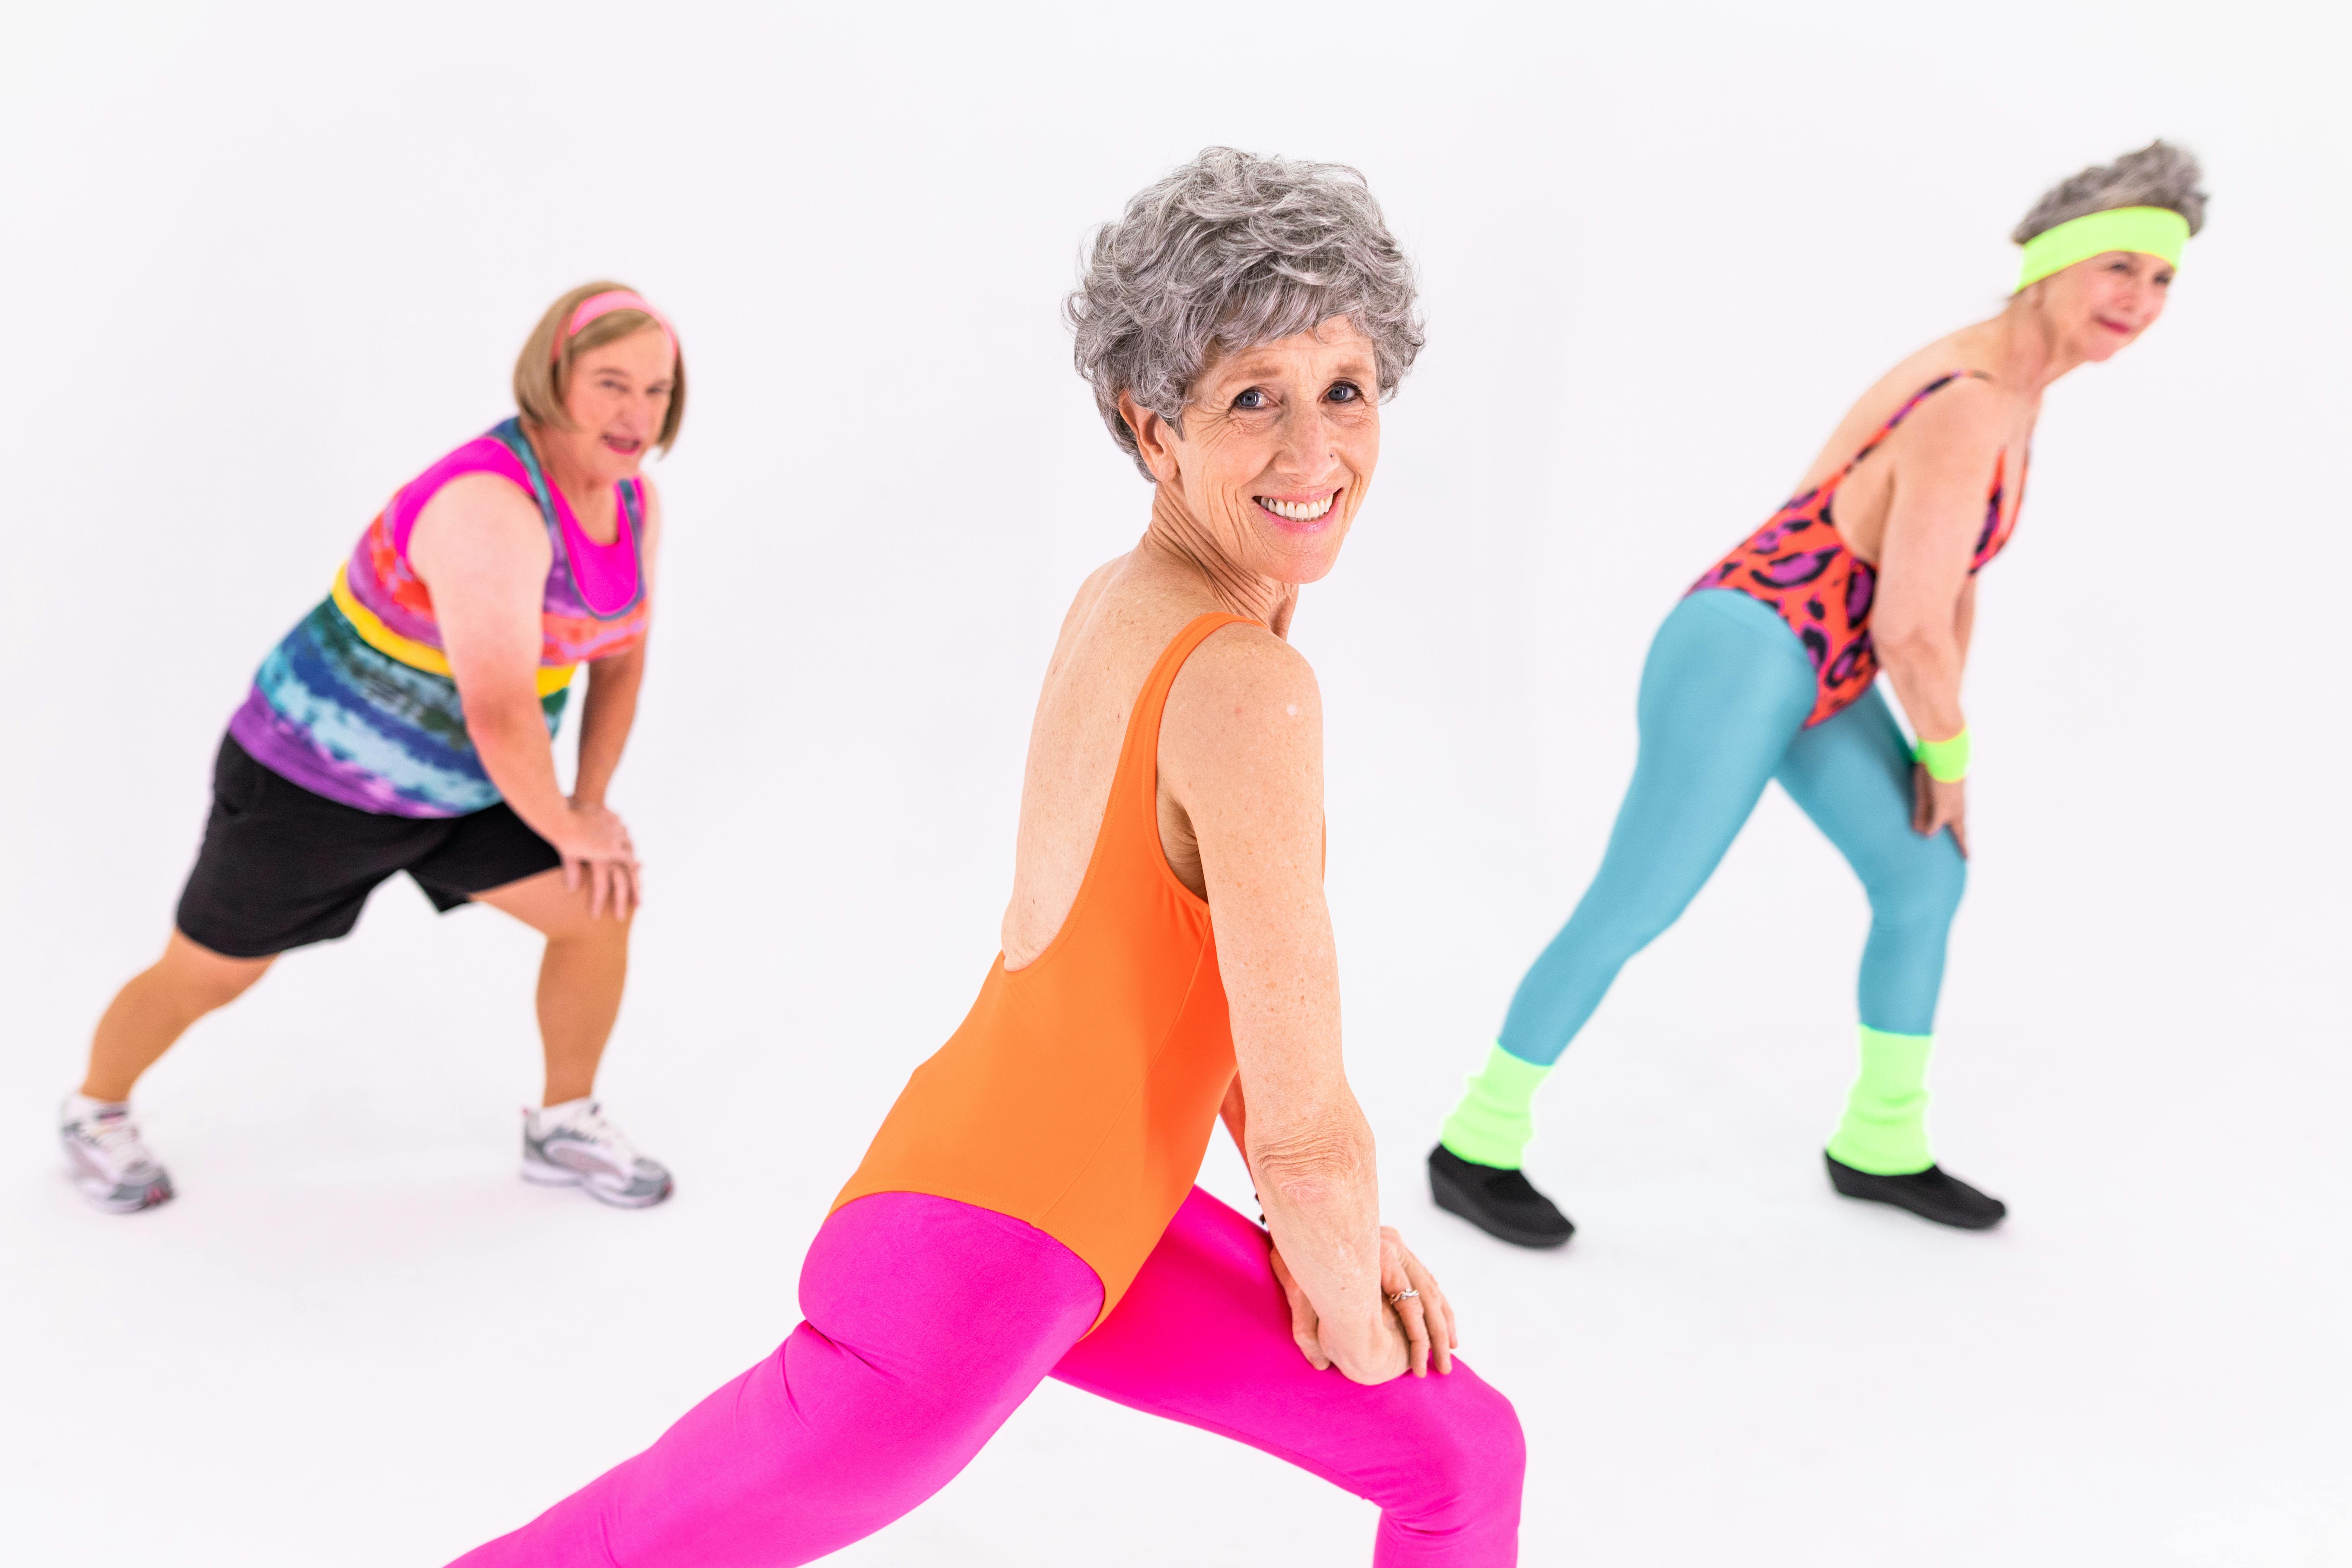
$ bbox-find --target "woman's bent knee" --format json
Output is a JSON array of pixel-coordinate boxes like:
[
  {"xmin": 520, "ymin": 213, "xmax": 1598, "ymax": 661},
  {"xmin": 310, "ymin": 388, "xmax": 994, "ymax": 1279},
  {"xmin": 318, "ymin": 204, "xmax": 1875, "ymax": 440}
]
[
  {"xmin": 160, "ymin": 931, "xmax": 273, "ymax": 1010},
  {"xmin": 1868, "ymin": 840, "xmax": 1967, "ymax": 930},
  {"xmin": 1389, "ymin": 1372, "xmax": 1526, "ymax": 1530}
]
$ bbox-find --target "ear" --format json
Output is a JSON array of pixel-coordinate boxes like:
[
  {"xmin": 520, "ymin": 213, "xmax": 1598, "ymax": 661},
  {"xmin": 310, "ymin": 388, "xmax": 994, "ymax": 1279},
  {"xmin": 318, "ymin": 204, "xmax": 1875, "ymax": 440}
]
[{"xmin": 1118, "ymin": 391, "xmax": 1182, "ymax": 487}]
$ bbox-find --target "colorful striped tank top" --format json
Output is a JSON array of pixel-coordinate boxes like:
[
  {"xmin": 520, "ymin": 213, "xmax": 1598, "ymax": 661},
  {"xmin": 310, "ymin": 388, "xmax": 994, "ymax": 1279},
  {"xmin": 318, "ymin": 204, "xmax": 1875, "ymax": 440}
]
[{"xmin": 227, "ymin": 419, "xmax": 652, "ymax": 816}]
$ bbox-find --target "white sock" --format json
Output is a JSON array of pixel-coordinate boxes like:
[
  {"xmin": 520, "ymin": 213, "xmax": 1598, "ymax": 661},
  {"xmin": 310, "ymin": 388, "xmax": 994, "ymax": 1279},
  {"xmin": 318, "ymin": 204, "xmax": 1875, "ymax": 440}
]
[
  {"xmin": 63, "ymin": 1092, "xmax": 127, "ymax": 1122},
  {"xmin": 535, "ymin": 1096, "xmax": 596, "ymax": 1125}
]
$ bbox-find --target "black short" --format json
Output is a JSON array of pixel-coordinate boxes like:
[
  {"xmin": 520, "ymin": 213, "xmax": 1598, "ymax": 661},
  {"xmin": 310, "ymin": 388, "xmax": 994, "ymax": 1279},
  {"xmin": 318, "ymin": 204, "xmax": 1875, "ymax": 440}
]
[{"xmin": 175, "ymin": 736, "xmax": 563, "ymax": 959}]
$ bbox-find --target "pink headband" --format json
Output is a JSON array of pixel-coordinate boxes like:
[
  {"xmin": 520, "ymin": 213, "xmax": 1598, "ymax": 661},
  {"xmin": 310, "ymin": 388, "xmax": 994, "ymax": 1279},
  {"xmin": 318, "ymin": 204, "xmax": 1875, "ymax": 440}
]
[{"xmin": 553, "ymin": 289, "xmax": 677, "ymax": 364}]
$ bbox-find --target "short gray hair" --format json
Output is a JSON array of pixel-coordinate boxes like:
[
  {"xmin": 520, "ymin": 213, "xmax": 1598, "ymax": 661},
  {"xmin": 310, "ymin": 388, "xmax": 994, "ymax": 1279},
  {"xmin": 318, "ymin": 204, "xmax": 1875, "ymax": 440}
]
[
  {"xmin": 1067, "ymin": 147, "xmax": 1424, "ymax": 476},
  {"xmin": 2013, "ymin": 139, "xmax": 2208, "ymax": 244}
]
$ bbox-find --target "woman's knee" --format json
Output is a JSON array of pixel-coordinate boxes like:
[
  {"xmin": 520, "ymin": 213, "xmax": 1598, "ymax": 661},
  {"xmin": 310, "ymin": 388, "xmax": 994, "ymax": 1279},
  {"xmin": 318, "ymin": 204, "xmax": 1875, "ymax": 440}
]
[
  {"xmin": 1866, "ymin": 839, "xmax": 1967, "ymax": 930},
  {"xmin": 1385, "ymin": 1372, "xmax": 1526, "ymax": 1528},
  {"xmin": 159, "ymin": 932, "xmax": 273, "ymax": 1013}
]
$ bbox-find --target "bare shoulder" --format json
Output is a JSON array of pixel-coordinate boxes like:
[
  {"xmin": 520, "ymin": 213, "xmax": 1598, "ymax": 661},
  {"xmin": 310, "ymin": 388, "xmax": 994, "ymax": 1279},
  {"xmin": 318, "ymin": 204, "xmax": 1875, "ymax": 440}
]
[
  {"xmin": 1064, "ymin": 557, "xmax": 1125, "ymax": 634},
  {"xmin": 1161, "ymin": 622, "xmax": 1322, "ymax": 784},
  {"xmin": 424, "ymin": 468, "xmax": 545, "ymax": 526},
  {"xmin": 1888, "ymin": 374, "xmax": 2008, "ymax": 469},
  {"xmin": 635, "ymin": 471, "xmax": 665, "ymax": 564},
  {"xmin": 407, "ymin": 470, "xmax": 549, "ymax": 580}
]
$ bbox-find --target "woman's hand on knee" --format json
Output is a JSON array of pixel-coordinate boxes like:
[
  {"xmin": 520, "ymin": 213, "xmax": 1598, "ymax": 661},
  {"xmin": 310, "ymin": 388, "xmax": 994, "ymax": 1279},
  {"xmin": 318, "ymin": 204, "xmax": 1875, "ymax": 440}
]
[
  {"xmin": 1910, "ymin": 766, "xmax": 1969, "ymax": 859},
  {"xmin": 557, "ymin": 799, "xmax": 642, "ymax": 919},
  {"xmin": 1267, "ymin": 1243, "xmax": 1332, "ymax": 1371},
  {"xmin": 1379, "ymin": 1227, "xmax": 1456, "ymax": 1378},
  {"xmin": 1269, "ymin": 1229, "xmax": 1457, "ymax": 1381}
]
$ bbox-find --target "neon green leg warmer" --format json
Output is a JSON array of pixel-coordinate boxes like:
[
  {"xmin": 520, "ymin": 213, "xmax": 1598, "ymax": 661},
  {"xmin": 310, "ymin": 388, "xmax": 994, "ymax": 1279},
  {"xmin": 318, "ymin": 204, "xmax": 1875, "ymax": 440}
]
[
  {"xmin": 1439, "ymin": 1042, "xmax": 1551, "ymax": 1169},
  {"xmin": 1826, "ymin": 1025, "xmax": 1934, "ymax": 1175}
]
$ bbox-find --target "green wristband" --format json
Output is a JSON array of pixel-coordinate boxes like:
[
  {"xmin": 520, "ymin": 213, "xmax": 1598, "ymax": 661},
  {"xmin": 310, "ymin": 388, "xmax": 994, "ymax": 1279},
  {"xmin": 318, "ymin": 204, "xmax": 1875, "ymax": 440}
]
[{"xmin": 1914, "ymin": 727, "xmax": 1971, "ymax": 783}]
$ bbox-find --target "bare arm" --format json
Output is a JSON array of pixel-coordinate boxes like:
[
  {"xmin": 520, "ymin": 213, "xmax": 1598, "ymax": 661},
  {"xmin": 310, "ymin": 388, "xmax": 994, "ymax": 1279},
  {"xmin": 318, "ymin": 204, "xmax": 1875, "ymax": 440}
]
[
  {"xmin": 573, "ymin": 480, "xmax": 661, "ymax": 807},
  {"xmin": 1871, "ymin": 386, "xmax": 2003, "ymax": 743},
  {"xmin": 1872, "ymin": 388, "xmax": 2001, "ymax": 857},
  {"xmin": 407, "ymin": 474, "xmax": 638, "ymax": 908},
  {"xmin": 1162, "ymin": 629, "xmax": 1398, "ymax": 1381}
]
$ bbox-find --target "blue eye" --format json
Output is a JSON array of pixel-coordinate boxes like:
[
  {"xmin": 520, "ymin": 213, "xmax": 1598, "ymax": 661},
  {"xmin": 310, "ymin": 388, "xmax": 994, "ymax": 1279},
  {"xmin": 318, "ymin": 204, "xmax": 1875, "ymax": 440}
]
[
  {"xmin": 1233, "ymin": 388, "xmax": 1268, "ymax": 409},
  {"xmin": 1328, "ymin": 382, "xmax": 1361, "ymax": 403}
]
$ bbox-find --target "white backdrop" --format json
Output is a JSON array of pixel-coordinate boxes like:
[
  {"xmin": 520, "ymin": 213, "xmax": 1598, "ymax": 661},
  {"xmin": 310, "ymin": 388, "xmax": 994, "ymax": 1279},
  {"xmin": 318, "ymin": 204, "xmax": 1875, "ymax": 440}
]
[{"xmin": 2, "ymin": 3, "xmax": 2345, "ymax": 1564}]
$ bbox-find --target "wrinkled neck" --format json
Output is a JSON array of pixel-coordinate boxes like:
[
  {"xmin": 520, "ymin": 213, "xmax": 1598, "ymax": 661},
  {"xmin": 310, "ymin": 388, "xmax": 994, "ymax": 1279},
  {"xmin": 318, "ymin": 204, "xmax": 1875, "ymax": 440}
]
[
  {"xmin": 1992, "ymin": 295, "xmax": 2086, "ymax": 394},
  {"xmin": 1141, "ymin": 485, "xmax": 1298, "ymax": 635}
]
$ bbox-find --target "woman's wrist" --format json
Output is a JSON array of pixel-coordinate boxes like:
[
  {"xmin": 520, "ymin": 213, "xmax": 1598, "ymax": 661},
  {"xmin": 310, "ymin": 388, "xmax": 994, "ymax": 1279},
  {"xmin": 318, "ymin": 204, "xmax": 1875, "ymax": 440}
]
[{"xmin": 1914, "ymin": 726, "xmax": 1971, "ymax": 783}]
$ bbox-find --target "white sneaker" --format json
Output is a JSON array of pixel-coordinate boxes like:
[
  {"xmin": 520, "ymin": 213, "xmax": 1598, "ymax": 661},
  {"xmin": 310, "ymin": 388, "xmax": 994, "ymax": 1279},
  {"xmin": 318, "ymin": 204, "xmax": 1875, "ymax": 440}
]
[
  {"xmin": 60, "ymin": 1096, "xmax": 174, "ymax": 1214},
  {"xmin": 521, "ymin": 1099, "xmax": 673, "ymax": 1208}
]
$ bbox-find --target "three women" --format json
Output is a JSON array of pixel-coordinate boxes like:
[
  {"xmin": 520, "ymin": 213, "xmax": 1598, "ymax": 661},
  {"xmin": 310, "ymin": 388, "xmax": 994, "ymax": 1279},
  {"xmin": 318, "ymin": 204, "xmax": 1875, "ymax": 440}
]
[
  {"xmin": 59, "ymin": 134, "xmax": 2206, "ymax": 1563},
  {"xmin": 61, "ymin": 284, "xmax": 680, "ymax": 1212}
]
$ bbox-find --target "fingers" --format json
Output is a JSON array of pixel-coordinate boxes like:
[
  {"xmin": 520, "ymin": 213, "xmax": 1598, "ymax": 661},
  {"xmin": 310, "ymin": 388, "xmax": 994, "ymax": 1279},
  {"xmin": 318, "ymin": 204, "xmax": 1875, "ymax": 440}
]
[
  {"xmin": 1401, "ymin": 1294, "xmax": 1434, "ymax": 1377},
  {"xmin": 1394, "ymin": 1246, "xmax": 1455, "ymax": 1374},
  {"xmin": 1267, "ymin": 1247, "xmax": 1328, "ymax": 1370},
  {"xmin": 1951, "ymin": 814, "xmax": 1970, "ymax": 860},
  {"xmin": 1911, "ymin": 764, "xmax": 1932, "ymax": 836},
  {"xmin": 562, "ymin": 855, "xmax": 581, "ymax": 894}
]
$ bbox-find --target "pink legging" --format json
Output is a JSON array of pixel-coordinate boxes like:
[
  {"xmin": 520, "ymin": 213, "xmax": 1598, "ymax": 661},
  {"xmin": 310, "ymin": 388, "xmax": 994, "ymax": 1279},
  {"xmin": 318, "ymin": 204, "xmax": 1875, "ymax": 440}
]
[{"xmin": 453, "ymin": 1187, "xmax": 1523, "ymax": 1565}]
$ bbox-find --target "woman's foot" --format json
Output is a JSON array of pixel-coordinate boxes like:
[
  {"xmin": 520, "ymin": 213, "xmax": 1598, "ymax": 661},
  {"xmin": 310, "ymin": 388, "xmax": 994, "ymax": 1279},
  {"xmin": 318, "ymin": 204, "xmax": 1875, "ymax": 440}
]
[
  {"xmin": 59, "ymin": 1095, "xmax": 174, "ymax": 1214},
  {"xmin": 1824, "ymin": 1151, "xmax": 2005, "ymax": 1229},
  {"xmin": 522, "ymin": 1098, "xmax": 674, "ymax": 1208},
  {"xmin": 1427, "ymin": 1144, "xmax": 1574, "ymax": 1248}
]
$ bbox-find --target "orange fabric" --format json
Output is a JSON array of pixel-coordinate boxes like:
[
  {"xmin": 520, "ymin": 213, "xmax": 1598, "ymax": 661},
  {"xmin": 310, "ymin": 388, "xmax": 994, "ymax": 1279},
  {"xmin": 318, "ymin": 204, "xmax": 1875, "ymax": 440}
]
[{"xmin": 833, "ymin": 613, "xmax": 1255, "ymax": 1326}]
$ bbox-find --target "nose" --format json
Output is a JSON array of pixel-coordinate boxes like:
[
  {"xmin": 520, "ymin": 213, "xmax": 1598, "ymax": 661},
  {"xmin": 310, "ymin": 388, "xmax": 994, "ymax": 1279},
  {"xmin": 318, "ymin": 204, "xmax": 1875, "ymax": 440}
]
[{"xmin": 1272, "ymin": 398, "xmax": 1339, "ymax": 481}]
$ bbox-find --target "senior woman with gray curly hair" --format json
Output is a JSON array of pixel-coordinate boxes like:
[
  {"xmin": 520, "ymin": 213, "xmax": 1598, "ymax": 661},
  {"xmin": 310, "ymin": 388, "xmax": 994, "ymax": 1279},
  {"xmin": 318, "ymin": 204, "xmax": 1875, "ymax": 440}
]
[
  {"xmin": 1431, "ymin": 141, "xmax": 2208, "ymax": 1246},
  {"xmin": 453, "ymin": 147, "xmax": 1524, "ymax": 1566}
]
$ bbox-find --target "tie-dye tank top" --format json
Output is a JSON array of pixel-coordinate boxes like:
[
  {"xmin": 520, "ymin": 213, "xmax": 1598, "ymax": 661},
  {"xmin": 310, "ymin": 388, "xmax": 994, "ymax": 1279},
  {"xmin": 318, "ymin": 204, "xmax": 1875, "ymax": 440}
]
[
  {"xmin": 227, "ymin": 418, "xmax": 653, "ymax": 816},
  {"xmin": 1688, "ymin": 372, "xmax": 2023, "ymax": 727}
]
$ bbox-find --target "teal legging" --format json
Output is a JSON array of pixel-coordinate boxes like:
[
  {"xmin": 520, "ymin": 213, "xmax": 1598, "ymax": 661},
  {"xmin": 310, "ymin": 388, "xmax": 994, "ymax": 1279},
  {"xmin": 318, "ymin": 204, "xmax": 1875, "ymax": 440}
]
[{"xmin": 1498, "ymin": 589, "xmax": 1966, "ymax": 1067}]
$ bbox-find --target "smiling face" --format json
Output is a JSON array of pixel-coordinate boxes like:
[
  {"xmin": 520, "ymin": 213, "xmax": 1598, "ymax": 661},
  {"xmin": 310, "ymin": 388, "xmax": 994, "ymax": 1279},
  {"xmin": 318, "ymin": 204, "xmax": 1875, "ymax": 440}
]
[
  {"xmin": 1122, "ymin": 318, "xmax": 1381, "ymax": 587},
  {"xmin": 2035, "ymin": 250, "xmax": 2174, "ymax": 363},
  {"xmin": 543, "ymin": 325, "xmax": 677, "ymax": 485}
]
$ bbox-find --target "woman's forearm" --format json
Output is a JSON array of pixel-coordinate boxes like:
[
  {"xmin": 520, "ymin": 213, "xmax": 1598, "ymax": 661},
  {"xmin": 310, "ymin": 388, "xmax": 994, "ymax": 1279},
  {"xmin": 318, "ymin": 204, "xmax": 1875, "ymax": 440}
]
[
  {"xmin": 572, "ymin": 650, "xmax": 645, "ymax": 806},
  {"xmin": 1879, "ymin": 633, "xmax": 1967, "ymax": 741},
  {"xmin": 468, "ymin": 701, "xmax": 576, "ymax": 845},
  {"xmin": 1247, "ymin": 1106, "xmax": 1388, "ymax": 1370}
]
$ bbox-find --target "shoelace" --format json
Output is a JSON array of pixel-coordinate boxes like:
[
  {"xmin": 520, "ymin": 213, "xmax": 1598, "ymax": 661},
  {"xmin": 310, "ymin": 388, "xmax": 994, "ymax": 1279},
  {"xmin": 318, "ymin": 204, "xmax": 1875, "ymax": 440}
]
[
  {"xmin": 547, "ymin": 1106, "xmax": 642, "ymax": 1169},
  {"xmin": 78, "ymin": 1115, "xmax": 153, "ymax": 1171}
]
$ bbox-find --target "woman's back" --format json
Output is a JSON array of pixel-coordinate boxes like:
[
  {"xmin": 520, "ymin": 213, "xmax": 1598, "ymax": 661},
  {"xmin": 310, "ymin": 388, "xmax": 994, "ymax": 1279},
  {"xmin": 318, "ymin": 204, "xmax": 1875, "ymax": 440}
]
[
  {"xmin": 1790, "ymin": 327, "xmax": 2037, "ymax": 565},
  {"xmin": 1002, "ymin": 551, "xmax": 1262, "ymax": 969},
  {"xmin": 833, "ymin": 558, "xmax": 1263, "ymax": 1321}
]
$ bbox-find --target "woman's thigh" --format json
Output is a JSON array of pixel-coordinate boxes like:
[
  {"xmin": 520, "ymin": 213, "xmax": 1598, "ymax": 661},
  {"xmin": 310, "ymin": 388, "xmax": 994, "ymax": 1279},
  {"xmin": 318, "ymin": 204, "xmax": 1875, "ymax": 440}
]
[
  {"xmin": 1563, "ymin": 592, "xmax": 1818, "ymax": 942},
  {"xmin": 468, "ymin": 1195, "xmax": 1102, "ymax": 1568},
  {"xmin": 1053, "ymin": 1189, "xmax": 1524, "ymax": 1560},
  {"xmin": 1775, "ymin": 686, "xmax": 1966, "ymax": 911}
]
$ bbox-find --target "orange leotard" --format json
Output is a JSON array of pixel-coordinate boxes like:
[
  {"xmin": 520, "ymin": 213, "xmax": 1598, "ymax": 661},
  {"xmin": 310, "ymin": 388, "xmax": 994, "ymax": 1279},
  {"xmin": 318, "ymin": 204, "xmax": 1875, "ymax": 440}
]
[{"xmin": 833, "ymin": 612, "xmax": 1255, "ymax": 1325}]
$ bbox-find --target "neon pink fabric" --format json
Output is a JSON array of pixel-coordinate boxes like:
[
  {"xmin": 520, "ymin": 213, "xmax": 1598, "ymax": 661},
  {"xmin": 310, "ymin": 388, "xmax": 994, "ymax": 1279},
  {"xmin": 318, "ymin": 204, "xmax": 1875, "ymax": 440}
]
[
  {"xmin": 557, "ymin": 289, "xmax": 677, "ymax": 362},
  {"xmin": 385, "ymin": 436, "xmax": 642, "ymax": 618},
  {"xmin": 451, "ymin": 1188, "xmax": 1523, "ymax": 1565}
]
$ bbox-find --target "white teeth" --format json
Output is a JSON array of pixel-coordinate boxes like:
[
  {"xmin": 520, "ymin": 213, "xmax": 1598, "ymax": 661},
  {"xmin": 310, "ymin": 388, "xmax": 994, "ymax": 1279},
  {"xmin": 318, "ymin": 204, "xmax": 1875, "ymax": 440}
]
[{"xmin": 1258, "ymin": 493, "xmax": 1335, "ymax": 522}]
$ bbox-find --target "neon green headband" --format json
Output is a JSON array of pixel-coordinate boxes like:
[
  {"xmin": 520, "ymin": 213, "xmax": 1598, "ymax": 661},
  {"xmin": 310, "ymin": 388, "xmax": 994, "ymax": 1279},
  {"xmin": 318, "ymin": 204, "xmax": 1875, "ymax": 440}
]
[{"xmin": 2016, "ymin": 206, "xmax": 2189, "ymax": 290}]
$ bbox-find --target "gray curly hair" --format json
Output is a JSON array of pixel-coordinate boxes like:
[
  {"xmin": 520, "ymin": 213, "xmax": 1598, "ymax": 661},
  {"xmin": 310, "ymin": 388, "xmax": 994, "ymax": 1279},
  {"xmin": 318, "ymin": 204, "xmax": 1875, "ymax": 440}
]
[
  {"xmin": 1067, "ymin": 147, "xmax": 1424, "ymax": 477},
  {"xmin": 2013, "ymin": 139, "xmax": 2208, "ymax": 243}
]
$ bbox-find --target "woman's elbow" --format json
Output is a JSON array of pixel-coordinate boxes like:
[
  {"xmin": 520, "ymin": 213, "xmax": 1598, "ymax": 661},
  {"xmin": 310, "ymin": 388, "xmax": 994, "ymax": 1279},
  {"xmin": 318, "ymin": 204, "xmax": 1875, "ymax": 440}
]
[{"xmin": 1872, "ymin": 623, "xmax": 1954, "ymax": 673}]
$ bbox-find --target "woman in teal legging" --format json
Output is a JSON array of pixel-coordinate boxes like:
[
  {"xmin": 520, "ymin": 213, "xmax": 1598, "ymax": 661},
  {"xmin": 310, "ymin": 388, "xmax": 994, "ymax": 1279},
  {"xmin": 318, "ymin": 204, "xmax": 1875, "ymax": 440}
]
[{"xmin": 1430, "ymin": 142, "xmax": 2207, "ymax": 1244}]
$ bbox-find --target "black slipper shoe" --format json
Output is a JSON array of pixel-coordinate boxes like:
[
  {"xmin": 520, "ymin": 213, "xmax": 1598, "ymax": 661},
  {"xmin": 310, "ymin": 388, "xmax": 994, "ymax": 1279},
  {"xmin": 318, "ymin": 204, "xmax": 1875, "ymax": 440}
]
[
  {"xmin": 1428, "ymin": 1144, "xmax": 1575, "ymax": 1248},
  {"xmin": 1824, "ymin": 1152, "xmax": 2007, "ymax": 1229}
]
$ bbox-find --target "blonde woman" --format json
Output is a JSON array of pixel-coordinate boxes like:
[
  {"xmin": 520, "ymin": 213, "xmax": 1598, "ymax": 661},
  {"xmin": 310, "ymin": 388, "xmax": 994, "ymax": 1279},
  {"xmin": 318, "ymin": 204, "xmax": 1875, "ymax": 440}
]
[{"xmin": 62, "ymin": 283, "xmax": 679, "ymax": 1213}]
